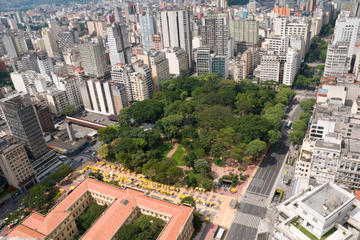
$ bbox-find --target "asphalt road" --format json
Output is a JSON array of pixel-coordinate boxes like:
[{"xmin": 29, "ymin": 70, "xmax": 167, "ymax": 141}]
[{"xmin": 226, "ymin": 95, "xmax": 306, "ymax": 240}]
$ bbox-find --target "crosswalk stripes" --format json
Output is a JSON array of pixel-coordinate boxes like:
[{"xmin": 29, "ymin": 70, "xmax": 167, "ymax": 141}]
[{"xmin": 233, "ymin": 212, "xmax": 261, "ymax": 229}]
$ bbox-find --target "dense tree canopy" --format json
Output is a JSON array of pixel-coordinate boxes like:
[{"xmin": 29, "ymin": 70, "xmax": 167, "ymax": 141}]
[{"xmin": 99, "ymin": 74, "xmax": 294, "ymax": 189}]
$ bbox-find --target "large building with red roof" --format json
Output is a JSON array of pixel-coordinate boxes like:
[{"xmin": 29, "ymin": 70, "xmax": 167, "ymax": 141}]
[{"xmin": 8, "ymin": 178, "xmax": 194, "ymax": 240}]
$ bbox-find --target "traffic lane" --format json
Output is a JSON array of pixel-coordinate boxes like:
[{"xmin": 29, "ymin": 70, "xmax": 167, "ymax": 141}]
[
  {"xmin": 247, "ymin": 138, "xmax": 289, "ymax": 196},
  {"xmin": 226, "ymin": 224, "xmax": 258, "ymax": 240}
]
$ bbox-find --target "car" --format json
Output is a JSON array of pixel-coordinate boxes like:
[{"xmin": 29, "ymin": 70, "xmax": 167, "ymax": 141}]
[{"xmin": 0, "ymin": 223, "xmax": 5, "ymax": 230}]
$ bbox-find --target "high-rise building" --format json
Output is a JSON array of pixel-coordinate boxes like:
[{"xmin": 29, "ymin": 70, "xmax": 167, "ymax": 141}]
[
  {"xmin": 45, "ymin": 89, "xmax": 69, "ymax": 116},
  {"xmin": 165, "ymin": 47, "xmax": 189, "ymax": 76},
  {"xmin": 233, "ymin": 48, "xmax": 255, "ymax": 82},
  {"xmin": 283, "ymin": 48, "xmax": 297, "ymax": 86},
  {"xmin": 2, "ymin": 34, "xmax": 17, "ymax": 58},
  {"xmin": 324, "ymin": 42, "xmax": 351, "ymax": 77},
  {"xmin": 0, "ymin": 136, "xmax": 35, "ymax": 190},
  {"xmin": 79, "ymin": 77, "xmax": 128, "ymax": 115},
  {"xmin": 273, "ymin": 17, "xmax": 311, "ymax": 52},
  {"xmin": 332, "ymin": 13, "xmax": 360, "ymax": 57},
  {"xmin": 79, "ymin": 37, "xmax": 107, "ymax": 77},
  {"xmin": 196, "ymin": 47, "xmax": 212, "ymax": 75},
  {"xmin": 152, "ymin": 34, "xmax": 162, "ymax": 50},
  {"xmin": 229, "ymin": 15, "xmax": 259, "ymax": 45},
  {"xmin": 57, "ymin": 31, "xmax": 76, "ymax": 50},
  {"xmin": 140, "ymin": 8, "xmax": 156, "ymax": 51},
  {"xmin": 42, "ymin": 29, "xmax": 59, "ymax": 58},
  {"xmin": 200, "ymin": 14, "xmax": 232, "ymax": 57},
  {"xmin": 149, "ymin": 51, "xmax": 170, "ymax": 88},
  {"xmin": 34, "ymin": 102, "xmax": 55, "ymax": 133},
  {"xmin": 55, "ymin": 75, "xmax": 83, "ymax": 111},
  {"xmin": 259, "ymin": 54, "xmax": 281, "ymax": 83},
  {"xmin": 111, "ymin": 61, "xmax": 153, "ymax": 102},
  {"xmin": 107, "ymin": 23, "xmax": 132, "ymax": 65},
  {"xmin": 0, "ymin": 93, "xmax": 48, "ymax": 160},
  {"xmin": 211, "ymin": 55, "xmax": 228, "ymax": 79},
  {"xmin": 159, "ymin": 10, "xmax": 192, "ymax": 67},
  {"xmin": 37, "ymin": 51, "xmax": 54, "ymax": 77}
]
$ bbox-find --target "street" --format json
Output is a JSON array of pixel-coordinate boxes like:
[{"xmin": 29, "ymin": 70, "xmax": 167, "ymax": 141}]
[{"xmin": 226, "ymin": 90, "xmax": 314, "ymax": 240}]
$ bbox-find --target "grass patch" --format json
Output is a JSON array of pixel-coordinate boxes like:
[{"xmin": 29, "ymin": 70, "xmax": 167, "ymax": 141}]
[
  {"xmin": 157, "ymin": 142, "xmax": 174, "ymax": 157},
  {"xmin": 173, "ymin": 144, "xmax": 185, "ymax": 166},
  {"xmin": 291, "ymin": 219, "xmax": 336, "ymax": 240},
  {"xmin": 292, "ymin": 219, "xmax": 318, "ymax": 240}
]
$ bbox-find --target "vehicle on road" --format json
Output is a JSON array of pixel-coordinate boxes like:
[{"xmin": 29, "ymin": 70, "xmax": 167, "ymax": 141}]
[{"xmin": 286, "ymin": 121, "xmax": 292, "ymax": 129}]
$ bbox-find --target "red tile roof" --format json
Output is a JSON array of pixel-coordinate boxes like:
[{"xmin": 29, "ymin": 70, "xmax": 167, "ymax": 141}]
[{"xmin": 8, "ymin": 178, "xmax": 193, "ymax": 240}]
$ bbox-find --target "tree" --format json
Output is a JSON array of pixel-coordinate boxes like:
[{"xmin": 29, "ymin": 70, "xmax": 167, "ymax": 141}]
[
  {"xmin": 120, "ymin": 99, "xmax": 164, "ymax": 125},
  {"xmin": 299, "ymin": 112, "xmax": 311, "ymax": 123},
  {"xmin": 245, "ymin": 139, "xmax": 267, "ymax": 159},
  {"xmin": 300, "ymin": 98, "xmax": 316, "ymax": 112},
  {"xmin": 116, "ymin": 215, "xmax": 165, "ymax": 240},
  {"xmin": 49, "ymin": 165, "xmax": 73, "ymax": 184},
  {"xmin": 166, "ymin": 166, "xmax": 184, "ymax": 184},
  {"xmin": 268, "ymin": 129, "xmax": 282, "ymax": 145},
  {"xmin": 98, "ymin": 125, "xmax": 120, "ymax": 144},
  {"xmin": 197, "ymin": 105, "xmax": 235, "ymax": 130},
  {"xmin": 230, "ymin": 143, "xmax": 247, "ymax": 162},
  {"xmin": 76, "ymin": 203, "xmax": 107, "ymax": 234},
  {"xmin": 289, "ymin": 130, "xmax": 305, "ymax": 144},
  {"xmin": 98, "ymin": 144, "xmax": 109, "ymax": 159},
  {"xmin": 194, "ymin": 159, "xmax": 211, "ymax": 176},
  {"xmin": 292, "ymin": 120, "xmax": 308, "ymax": 132},
  {"xmin": 275, "ymin": 87, "xmax": 295, "ymax": 105},
  {"xmin": 181, "ymin": 196, "xmax": 196, "ymax": 207},
  {"xmin": 62, "ymin": 105, "xmax": 77, "ymax": 116}
]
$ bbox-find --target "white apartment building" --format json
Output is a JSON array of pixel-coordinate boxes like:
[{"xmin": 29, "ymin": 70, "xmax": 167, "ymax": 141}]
[
  {"xmin": 111, "ymin": 61, "xmax": 153, "ymax": 102},
  {"xmin": 159, "ymin": 10, "xmax": 192, "ymax": 67},
  {"xmin": 79, "ymin": 78, "xmax": 127, "ymax": 116},
  {"xmin": 275, "ymin": 182, "xmax": 356, "ymax": 240},
  {"xmin": 310, "ymin": 138, "xmax": 342, "ymax": 184},
  {"xmin": 324, "ymin": 42, "xmax": 351, "ymax": 78},
  {"xmin": 333, "ymin": 13, "xmax": 360, "ymax": 57},
  {"xmin": 273, "ymin": 17, "xmax": 311, "ymax": 52},
  {"xmin": 165, "ymin": 47, "xmax": 189, "ymax": 76},
  {"xmin": 283, "ymin": 48, "xmax": 297, "ymax": 86},
  {"xmin": 195, "ymin": 47, "xmax": 212, "ymax": 75},
  {"xmin": 259, "ymin": 54, "xmax": 280, "ymax": 83}
]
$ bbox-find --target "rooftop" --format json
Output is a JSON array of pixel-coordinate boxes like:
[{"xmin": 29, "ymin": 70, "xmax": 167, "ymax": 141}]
[
  {"xmin": 8, "ymin": 178, "xmax": 193, "ymax": 240},
  {"xmin": 302, "ymin": 182, "xmax": 353, "ymax": 218},
  {"xmin": 315, "ymin": 140, "xmax": 341, "ymax": 152}
]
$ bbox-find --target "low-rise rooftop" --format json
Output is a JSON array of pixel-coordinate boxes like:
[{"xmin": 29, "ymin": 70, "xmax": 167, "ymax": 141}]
[{"xmin": 302, "ymin": 182, "xmax": 353, "ymax": 217}]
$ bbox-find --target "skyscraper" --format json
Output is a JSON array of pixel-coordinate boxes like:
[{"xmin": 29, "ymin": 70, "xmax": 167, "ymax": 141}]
[
  {"xmin": 0, "ymin": 93, "xmax": 48, "ymax": 160},
  {"xmin": 200, "ymin": 15, "xmax": 232, "ymax": 57},
  {"xmin": 79, "ymin": 37, "xmax": 107, "ymax": 77},
  {"xmin": 42, "ymin": 29, "xmax": 59, "ymax": 58},
  {"xmin": 149, "ymin": 51, "xmax": 170, "ymax": 88},
  {"xmin": 107, "ymin": 23, "xmax": 132, "ymax": 65},
  {"xmin": 159, "ymin": 10, "xmax": 192, "ymax": 67},
  {"xmin": 140, "ymin": 8, "xmax": 156, "ymax": 51}
]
